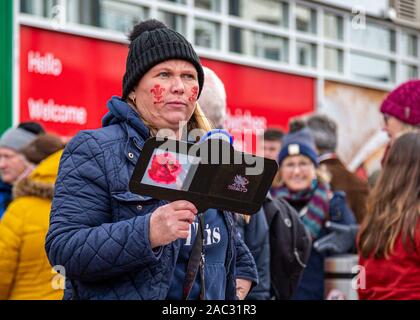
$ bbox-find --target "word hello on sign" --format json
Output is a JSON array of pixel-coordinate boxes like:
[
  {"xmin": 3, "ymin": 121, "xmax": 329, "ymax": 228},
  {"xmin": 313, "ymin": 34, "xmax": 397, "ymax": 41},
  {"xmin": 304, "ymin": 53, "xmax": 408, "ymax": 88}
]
[{"xmin": 28, "ymin": 51, "xmax": 62, "ymax": 76}]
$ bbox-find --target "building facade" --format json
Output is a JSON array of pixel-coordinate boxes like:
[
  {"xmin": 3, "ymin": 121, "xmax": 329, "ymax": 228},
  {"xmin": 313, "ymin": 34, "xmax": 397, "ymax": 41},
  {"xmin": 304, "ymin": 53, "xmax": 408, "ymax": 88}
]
[{"xmin": 6, "ymin": 0, "xmax": 420, "ymax": 175}]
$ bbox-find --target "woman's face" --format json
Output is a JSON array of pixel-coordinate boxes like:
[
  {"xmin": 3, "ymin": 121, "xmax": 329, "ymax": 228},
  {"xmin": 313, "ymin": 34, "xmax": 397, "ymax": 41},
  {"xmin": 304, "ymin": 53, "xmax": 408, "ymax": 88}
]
[
  {"xmin": 382, "ymin": 114, "xmax": 406, "ymax": 142},
  {"xmin": 280, "ymin": 155, "xmax": 316, "ymax": 191},
  {"xmin": 131, "ymin": 59, "xmax": 199, "ymax": 134}
]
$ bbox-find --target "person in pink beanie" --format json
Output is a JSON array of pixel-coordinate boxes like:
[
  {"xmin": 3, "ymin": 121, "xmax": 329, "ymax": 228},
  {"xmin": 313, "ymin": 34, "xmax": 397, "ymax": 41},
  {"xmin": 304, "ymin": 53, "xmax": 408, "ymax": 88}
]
[
  {"xmin": 380, "ymin": 80, "xmax": 420, "ymax": 165},
  {"xmin": 381, "ymin": 80, "xmax": 420, "ymax": 143}
]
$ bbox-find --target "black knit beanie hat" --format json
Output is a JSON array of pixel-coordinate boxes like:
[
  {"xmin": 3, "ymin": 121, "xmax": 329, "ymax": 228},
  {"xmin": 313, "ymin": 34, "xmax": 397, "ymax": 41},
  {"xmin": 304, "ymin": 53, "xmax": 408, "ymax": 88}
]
[{"xmin": 122, "ymin": 19, "xmax": 204, "ymax": 100}]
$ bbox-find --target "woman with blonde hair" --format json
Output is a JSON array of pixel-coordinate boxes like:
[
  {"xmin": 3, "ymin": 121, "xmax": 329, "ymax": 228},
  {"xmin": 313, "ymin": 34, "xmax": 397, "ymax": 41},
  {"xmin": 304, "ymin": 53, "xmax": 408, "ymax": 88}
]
[
  {"xmin": 45, "ymin": 19, "xmax": 257, "ymax": 300},
  {"xmin": 358, "ymin": 132, "xmax": 420, "ymax": 300}
]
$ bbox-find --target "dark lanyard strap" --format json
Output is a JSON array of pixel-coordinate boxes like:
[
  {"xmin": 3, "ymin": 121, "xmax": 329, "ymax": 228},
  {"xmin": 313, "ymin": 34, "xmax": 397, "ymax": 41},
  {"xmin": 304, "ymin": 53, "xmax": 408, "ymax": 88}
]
[{"xmin": 183, "ymin": 212, "xmax": 206, "ymax": 300}]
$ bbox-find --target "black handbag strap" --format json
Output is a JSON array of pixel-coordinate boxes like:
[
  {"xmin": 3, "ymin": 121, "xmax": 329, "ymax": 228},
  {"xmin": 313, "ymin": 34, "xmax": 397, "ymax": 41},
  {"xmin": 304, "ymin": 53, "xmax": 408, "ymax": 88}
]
[{"xmin": 183, "ymin": 212, "xmax": 206, "ymax": 300}]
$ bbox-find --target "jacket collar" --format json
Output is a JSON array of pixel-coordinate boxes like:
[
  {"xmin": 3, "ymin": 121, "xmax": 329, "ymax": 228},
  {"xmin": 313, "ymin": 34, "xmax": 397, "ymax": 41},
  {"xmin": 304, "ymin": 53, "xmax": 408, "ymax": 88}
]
[
  {"xmin": 103, "ymin": 96, "xmax": 151, "ymax": 164},
  {"xmin": 12, "ymin": 150, "xmax": 63, "ymax": 200},
  {"xmin": 102, "ymin": 96, "xmax": 150, "ymax": 145}
]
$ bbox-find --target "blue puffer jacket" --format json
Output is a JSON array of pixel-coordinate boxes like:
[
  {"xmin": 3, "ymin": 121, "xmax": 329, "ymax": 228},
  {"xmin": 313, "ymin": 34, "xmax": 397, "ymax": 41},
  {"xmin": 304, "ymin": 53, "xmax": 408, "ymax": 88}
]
[
  {"xmin": 45, "ymin": 96, "xmax": 257, "ymax": 300},
  {"xmin": 0, "ymin": 179, "xmax": 12, "ymax": 220}
]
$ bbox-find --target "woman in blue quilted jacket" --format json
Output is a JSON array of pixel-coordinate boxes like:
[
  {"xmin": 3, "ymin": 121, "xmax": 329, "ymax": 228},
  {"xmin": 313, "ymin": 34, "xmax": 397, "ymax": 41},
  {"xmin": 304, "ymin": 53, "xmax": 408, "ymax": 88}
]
[{"xmin": 45, "ymin": 19, "xmax": 257, "ymax": 300}]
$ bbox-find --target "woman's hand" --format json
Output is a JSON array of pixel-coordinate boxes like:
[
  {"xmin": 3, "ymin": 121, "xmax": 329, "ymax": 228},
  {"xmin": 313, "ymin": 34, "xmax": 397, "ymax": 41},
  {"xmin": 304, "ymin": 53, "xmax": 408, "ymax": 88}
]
[
  {"xmin": 149, "ymin": 200, "xmax": 198, "ymax": 248},
  {"xmin": 236, "ymin": 278, "xmax": 252, "ymax": 300}
]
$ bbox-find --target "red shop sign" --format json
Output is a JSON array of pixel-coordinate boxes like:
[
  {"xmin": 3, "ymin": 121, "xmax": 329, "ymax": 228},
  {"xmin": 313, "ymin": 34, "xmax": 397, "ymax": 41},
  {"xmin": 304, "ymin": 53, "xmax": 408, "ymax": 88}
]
[{"xmin": 19, "ymin": 26, "xmax": 127, "ymax": 138}]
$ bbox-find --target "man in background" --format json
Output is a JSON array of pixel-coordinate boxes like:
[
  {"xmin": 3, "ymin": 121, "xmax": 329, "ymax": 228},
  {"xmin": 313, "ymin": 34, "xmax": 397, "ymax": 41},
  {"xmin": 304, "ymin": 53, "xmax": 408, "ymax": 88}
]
[
  {"xmin": 306, "ymin": 115, "xmax": 369, "ymax": 223},
  {"xmin": 259, "ymin": 129, "xmax": 284, "ymax": 161},
  {"xmin": 0, "ymin": 122, "xmax": 45, "ymax": 219}
]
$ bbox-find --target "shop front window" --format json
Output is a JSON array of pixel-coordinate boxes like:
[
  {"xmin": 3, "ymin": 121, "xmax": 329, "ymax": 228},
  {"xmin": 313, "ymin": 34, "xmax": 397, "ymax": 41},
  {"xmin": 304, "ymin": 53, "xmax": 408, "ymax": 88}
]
[
  {"xmin": 195, "ymin": 19, "xmax": 221, "ymax": 50},
  {"xmin": 229, "ymin": 26, "xmax": 288, "ymax": 62},
  {"xmin": 401, "ymin": 32, "xmax": 418, "ymax": 57},
  {"xmin": 401, "ymin": 64, "xmax": 418, "ymax": 81},
  {"xmin": 324, "ymin": 47, "xmax": 343, "ymax": 73},
  {"xmin": 324, "ymin": 12, "xmax": 343, "ymax": 40},
  {"xmin": 351, "ymin": 22, "xmax": 396, "ymax": 53},
  {"xmin": 158, "ymin": 11, "xmax": 186, "ymax": 35},
  {"xmin": 195, "ymin": 0, "xmax": 221, "ymax": 12},
  {"xmin": 20, "ymin": 0, "xmax": 60, "ymax": 18},
  {"xmin": 159, "ymin": 0, "xmax": 186, "ymax": 4},
  {"xmin": 297, "ymin": 41, "xmax": 317, "ymax": 67},
  {"xmin": 295, "ymin": 5, "xmax": 316, "ymax": 34},
  {"xmin": 229, "ymin": 0, "xmax": 289, "ymax": 27},
  {"xmin": 67, "ymin": 0, "xmax": 148, "ymax": 33},
  {"xmin": 350, "ymin": 53, "xmax": 395, "ymax": 83}
]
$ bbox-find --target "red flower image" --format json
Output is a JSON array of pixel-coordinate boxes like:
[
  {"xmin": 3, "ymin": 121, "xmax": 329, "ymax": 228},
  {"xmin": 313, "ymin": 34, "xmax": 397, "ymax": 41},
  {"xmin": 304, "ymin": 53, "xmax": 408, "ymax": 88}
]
[{"xmin": 148, "ymin": 152, "xmax": 182, "ymax": 184}]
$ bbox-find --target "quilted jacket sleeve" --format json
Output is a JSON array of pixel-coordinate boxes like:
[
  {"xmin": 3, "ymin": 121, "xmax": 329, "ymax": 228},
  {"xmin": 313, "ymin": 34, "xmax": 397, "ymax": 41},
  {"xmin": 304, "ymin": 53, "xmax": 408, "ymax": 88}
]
[
  {"xmin": 234, "ymin": 219, "xmax": 258, "ymax": 286},
  {"xmin": 45, "ymin": 132, "xmax": 161, "ymax": 282},
  {"xmin": 0, "ymin": 202, "xmax": 23, "ymax": 299}
]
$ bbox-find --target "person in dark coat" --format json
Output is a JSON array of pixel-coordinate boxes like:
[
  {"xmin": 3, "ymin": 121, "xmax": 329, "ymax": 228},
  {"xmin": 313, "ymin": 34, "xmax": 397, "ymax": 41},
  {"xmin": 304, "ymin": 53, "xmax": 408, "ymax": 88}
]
[
  {"xmin": 272, "ymin": 128, "xmax": 356, "ymax": 300},
  {"xmin": 45, "ymin": 19, "xmax": 257, "ymax": 300},
  {"xmin": 305, "ymin": 115, "xmax": 369, "ymax": 224}
]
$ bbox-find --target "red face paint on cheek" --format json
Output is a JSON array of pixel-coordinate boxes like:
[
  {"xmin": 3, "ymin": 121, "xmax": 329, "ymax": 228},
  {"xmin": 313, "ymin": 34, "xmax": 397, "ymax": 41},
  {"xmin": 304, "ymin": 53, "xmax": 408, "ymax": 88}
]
[
  {"xmin": 188, "ymin": 86, "xmax": 199, "ymax": 102},
  {"xmin": 150, "ymin": 84, "xmax": 166, "ymax": 104}
]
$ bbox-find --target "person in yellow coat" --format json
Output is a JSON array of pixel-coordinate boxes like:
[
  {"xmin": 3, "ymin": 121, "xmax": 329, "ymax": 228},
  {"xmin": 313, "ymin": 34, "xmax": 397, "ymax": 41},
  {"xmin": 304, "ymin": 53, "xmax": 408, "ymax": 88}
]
[{"xmin": 0, "ymin": 134, "xmax": 65, "ymax": 300}]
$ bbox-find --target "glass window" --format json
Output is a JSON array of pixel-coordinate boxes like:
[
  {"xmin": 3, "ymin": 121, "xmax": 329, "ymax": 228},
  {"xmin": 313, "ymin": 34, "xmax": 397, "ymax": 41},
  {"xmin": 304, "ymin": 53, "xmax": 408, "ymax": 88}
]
[
  {"xmin": 195, "ymin": 0, "xmax": 221, "ymax": 12},
  {"xmin": 159, "ymin": 0, "xmax": 186, "ymax": 4},
  {"xmin": 324, "ymin": 12, "xmax": 343, "ymax": 40},
  {"xmin": 253, "ymin": 31, "xmax": 289, "ymax": 61},
  {"xmin": 295, "ymin": 5, "xmax": 316, "ymax": 34},
  {"xmin": 324, "ymin": 47, "xmax": 343, "ymax": 73},
  {"xmin": 195, "ymin": 19, "xmax": 221, "ymax": 50},
  {"xmin": 67, "ymin": 0, "xmax": 148, "ymax": 33},
  {"xmin": 401, "ymin": 32, "xmax": 418, "ymax": 57},
  {"xmin": 229, "ymin": 0, "xmax": 289, "ymax": 27},
  {"xmin": 229, "ymin": 27, "xmax": 289, "ymax": 62},
  {"xmin": 20, "ymin": 0, "xmax": 59, "ymax": 18},
  {"xmin": 297, "ymin": 41, "xmax": 316, "ymax": 67},
  {"xmin": 158, "ymin": 11, "xmax": 186, "ymax": 35},
  {"xmin": 401, "ymin": 64, "xmax": 418, "ymax": 81},
  {"xmin": 350, "ymin": 52, "xmax": 395, "ymax": 83},
  {"xmin": 350, "ymin": 22, "xmax": 396, "ymax": 52}
]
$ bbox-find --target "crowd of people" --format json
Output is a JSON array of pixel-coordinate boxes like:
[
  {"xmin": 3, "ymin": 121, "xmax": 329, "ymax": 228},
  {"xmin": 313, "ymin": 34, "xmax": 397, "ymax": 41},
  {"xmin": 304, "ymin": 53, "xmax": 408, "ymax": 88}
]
[{"xmin": 0, "ymin": 19, "xmax": 419, "ymax": 300}]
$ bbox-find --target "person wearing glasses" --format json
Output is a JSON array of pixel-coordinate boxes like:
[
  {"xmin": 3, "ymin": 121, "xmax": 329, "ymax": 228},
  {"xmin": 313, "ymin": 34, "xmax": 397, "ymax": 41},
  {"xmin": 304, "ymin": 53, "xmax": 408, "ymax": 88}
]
[
  {"xmin": 271, "ymin": 128, "xmax": 356, "ymax": 300},
  {"xmin": 380, "ymin": 80, "xmax": 420, "ymax": 164}
]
